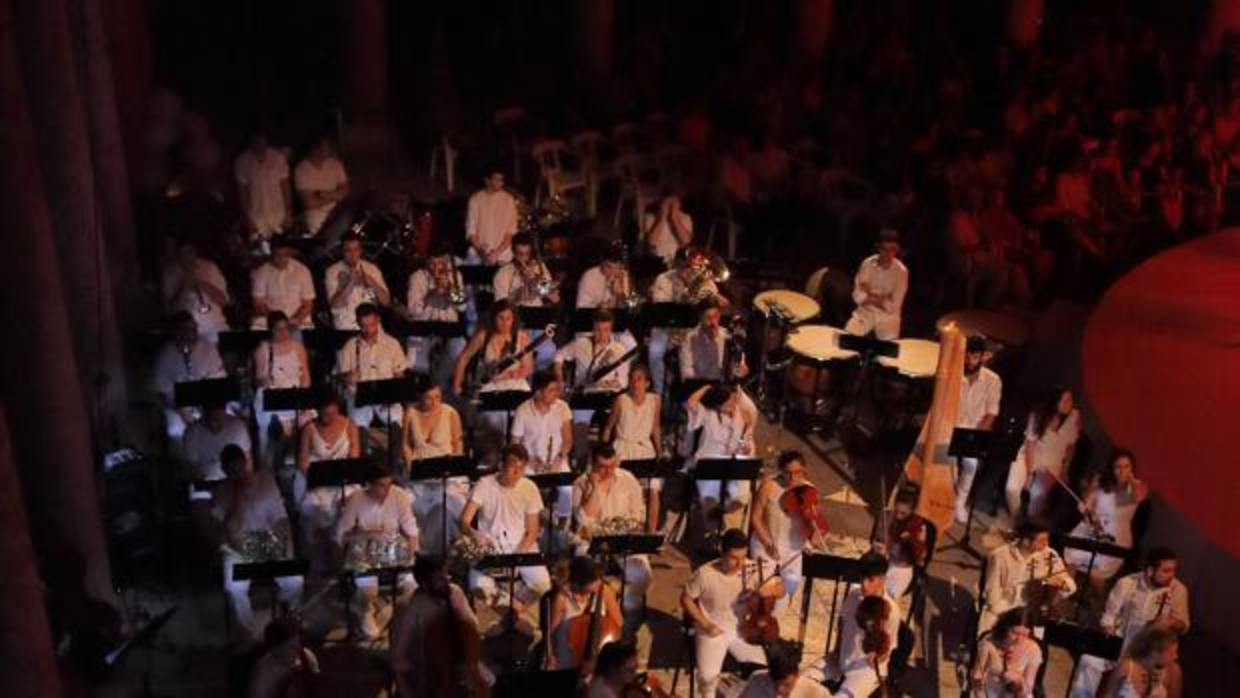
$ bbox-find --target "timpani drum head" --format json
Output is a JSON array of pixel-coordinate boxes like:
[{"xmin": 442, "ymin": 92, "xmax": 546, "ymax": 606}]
[
  {"xmin": 785, "ymin": 325, "xmax": 858, "ymax": 362},
  {"xmin": 877, "ymin": 338, "xmax": 940, "ymax": 378},
  {"xmin": 754, "ymin": 290, "xmax": 821, "ymax": 324}
]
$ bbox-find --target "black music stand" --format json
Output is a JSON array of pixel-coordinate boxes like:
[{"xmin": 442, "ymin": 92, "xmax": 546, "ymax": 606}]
[
  {"xmin": 942, "ymin": 427, "xmax": 994, "ymax": 561},
  {"xmin": 1043, "ymin": 619, "xmax": 1123, "ymax": 698},
  {"xmin": 401, "ymin": 320, "xmax": 467, "ymax": 340},
  {"xmin": 477, "ymin": 551, "xmax": 548, "ymax": 669},
  {"xmin": 174, "ymin": 377, "xmax": 241, "ymax": 409},
  {"xmin": 529, "ymin": 471, "xmax": 577, "ymax": 555},
  {"xmin": 456, "ymin": 264, "xmax": 497, "ymax": 287},
  {"xmin": 569, "ymin": 391, "xmax": 616, "ymax": 414},
  {"xmin": 518, "ymin": 306, "xmax": 560, "ymax": 329},
  {"xmin": 799, "ymin": 553, "xmax": 865, "ymax": 662},
  {"xmin": 306, "ymin": 456, "xmax": 377, "ymax": 512},
  {"xmin": 232, "ymin": 558, "xmax": 310, "ymax": 619},
  {"xmin": 833, "ymin": 333, "xmax": 899, "ymax": 436},
  {"xmin": 642, "ymin": 302, "xmax": 699, "ymax": 330},
  {"xmin": 1055, "ymin": 532, "xmax": 1132, "ymax": 581},
  {"xmin": 571, "ymin": 308, "xmax": 632, "ymax": 334},
  {"xmin": 475, "ymin": 390, "xmax": 531, "ymax": 442},
  {"xmin": 301, "ymin": 328, "xmax": 358, "ymax": 356},
  {"xmin": 493, "ymin": 669, "xmax": 579, "ymax": 697},
  {"xmin": 356, "ymin": 375, "xmax": 426, "ymax": 473},
  {"xmin": 694, "ymin": 457, "xmax": 763, "ymax": 540},
  {"xmin": 588, "ymin": 533, "xmax": 663, "ymax": 612},
  {"xmin": 216, "ymin": 329, "xmax": 268, "ymax": 357},
  {"xmin": 262, "ymin": 386, "xmax": 322, "ymax": 445},
  {"xmin": 409, "ymin": 455, "xmax": 477, "ymax": 555}
]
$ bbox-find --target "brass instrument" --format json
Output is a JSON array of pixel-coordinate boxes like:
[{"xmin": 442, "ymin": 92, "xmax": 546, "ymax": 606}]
[
  {"xmin": 343, "ymin": 533, "xmax": 415, "ymax": 571},
  {"xmin": 529, "ymin": 234, "xmax": 559, "ymax": 300},
  {"xmin": 683, "ymin": 248, "xmax": 730, "ymax": 305},
  {"xmin": 594, "ymin": 516, "xmax": 644, "ymax": 536},
  {"xmin": 444, "ymin": 255, "xmax": 468, "ymax": 306}
]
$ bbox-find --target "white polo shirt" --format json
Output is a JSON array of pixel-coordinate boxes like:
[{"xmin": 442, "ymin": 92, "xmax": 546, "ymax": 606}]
[
  {"xmin": 570, "ymin": 468, "xmax": 645, "ymax": 529},
  {"xmin": 684, "ymin": 557, "xmax": 776, "ymax": 628},
  {"xmin": 554, "ymin": 335, "xmax": 631, "ymax": 392},
  {"xmin": 251, "ymin": 260, "xmax": 316, "ymax": 327},
  {"xmin": 465, "ymin": 189, "xmax": 519, "ymax": 261},
  {"xmin": 468, "ymin": 474, "xmax": 544, "ymax": 544},
  {"xmin": 511, "ymin": 398, "xmax": 573, "ymax": 471},
  {"xmin": 576, "ymin": 265, "xmax": 622, "ymax": 309},
  {"xmin": 293, "ymin": 156, "xmax": 348, "ymax": 234},
  {"xmin": 325, "ymin": 259, "xmax": 390, "ymax": 330},
  {"xmin": 957, "ymin": 366, "xmax": 1002, "ymax": 428},
  {"xmin": 335, "ymin": 485, "xmax": 419, "ymax": 541},
  {"xmin": 336, "ymin": 331, "xmax": 407, "ymax": 383}
]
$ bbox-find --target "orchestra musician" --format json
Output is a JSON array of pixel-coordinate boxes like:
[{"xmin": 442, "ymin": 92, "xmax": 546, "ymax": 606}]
[
  {"xmin": 547, "ymin": 555, "xmax": 623, "ymax": 671},
  {"xmin": 1064, "ymin": 449, "xmax": 1148, "ymax": 584},
  {"xmin": 402, "ymin": 383, "xmax": 466, "ymax": 555},
  {"xmin": 680, "ymin": 528, "xmax": 781, "ymax": 698},
  {"xmin": 406, "ymin": 243, "xmax": 468, "ymax": 383},
  {"xmin": 293, "ymin": 392, "xmax": 361, "ymax": 572},
  {"xmin": 820, "ymin": 552, "xmax": 900, "ymax": 698},
  {"xmin": 969, "ymin": 607, "xmax": 1043, "ymax": 698},
  {"xmin": 511, "ymin": 370, "xmax": 574, "ymax": 521},
  {"xmin": 151, "ymin": 311, "xmax": 226, "ymax": 440},
  {"xmin": 251, "ymin": 311, "xmax": 311, "ymax": 465},
  {"xmin": 184, "ymin": 404, "xmax": 252, "ymax": 483},
  {"xmin": 389, "ymin": 555, "xmax": 492, "ymax": 698},
  {"xmin": 680, "ymin": 301, "xmax": 747, "ymax": 383},
  {"xmin": 1004, "ymin": 387, "xmax": 1081, "ymax": 519},
  {"xmin": 493, "ymin": 232, "xmax": 559, "ymax": 307},
  {"xmin": 873, "ymin": 487, "xmax": 929, "ymax": 603},
  {"xmin": 686, "ymin": 383, "xmax": 757, "ymax": 526},
  {"xmin": 293, "ymin": 134, "xmax": 349, "ymax": 236},
  {"xmin": 334, "ymin": 463, "xmax": 419, "ymax": 640},
  {"xmin": 466, "ymin": 167, "xmax": 520, "ymax": 265},
  {"xmin": 246, "ymin": 617, "xmax": 320, "ymax": 698},
  {"xmin": 749, "ymin": 450, "xmax": 824, "ymax": 605},
  {"xmin": 601, "ymin": 364, "xmax": 663, "ymax": 528},
  {"xmin": 1098, "ymin": 624, "xmax": 1182, "ymax": 698},
  {"xmin": 584, "ymin": 640, "xmax": 641, "ymax": 698},
  {"xmin": 555, "ymin": 310, "xmax": 633, "ymax": 436},
  {"xmin": 452, "ymin": 300, "xmax": 534, "ymax": 462},
  {"xmin": 843, "ymin": 228, "xmax": 907, "ymax": 341},
  {"xmin": 642, "ymin": 193, "xmax": 694, "ymax": 266},
  {"xmin": 739, "ymin": 639, "xmax": 832, "ymax": 698},
  {"xmin": 212, "ymin": 445, "xmax": 302, "ymax": 641},
  {"xmin": 334, "ymin": 303, "xmax": 408, "ymax": 451},
  {"xmin": 577, "ymin": 244, "xmax": 633, "ymax": 310},
  {"xmin": 979, "ymin": 520, "xmax": 1077, "ymax": 635},
  {"xmin": 954, "ymin": 334, "xmax": 1002, "ymax": 523},
  {"xmin": 1069, "ymin": 547, "xmax": 1190, "ymax": 698},
  {"xmin": 571, "ymin": 444, "xmax": 655, "ymax": 627},
  {"xmin": 234, "ymin": 129, "xmax": 292, "ymax": 242},
  {"xmin": 648, "ymin": 248, "xmax": 725, "ymax": 393},
  {"xmin": 458, "ymin": 444, "xmax": 553, "ymax": 617},
  {"xmin": 250, "ymin": 236, "xmax": 316, "ymax": 329},
  {"xmin": 161, "ymin": 239, "xmax": 230, "ymax": 343},
  {"xmin": 325, "ymin": 232, "xmax": 391, "ymax": 331}
]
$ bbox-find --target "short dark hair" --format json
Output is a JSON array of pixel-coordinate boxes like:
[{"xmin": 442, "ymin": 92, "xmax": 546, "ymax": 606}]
[
  {"xmin": 569, "ymin": 555, "xmax": 602, "ymax": 589},
  {"xmin": 272, "ymin": 234, "xmax": 297, "ymax": 250},
  {"xmin": 894, "ymin": 485, "xmax": 919, "ymax": 507},
  {"xmin": 266, "ymin": 310, "xmax": 289, "ymax": 330},
  {"xmin": 594, "ymin": 641, "xmax": 637, "ymax": 681},
  {"xmin": 317, "ymin": 390, "xmax": 343, "ymax": 412},
  {"xmin": 1144, "ymin": 546, "xmax": 1177, "ymax": 570},
  {"xmin": 220, "ymin": 444, "xmax": 247, "ymax": 472},
  {"xmin": 720, "ymin": 528, "xmax": 749, "ymax": 553},
  {"xmin": 858, "ymin": 550, "xmax": 889, "ymax": 579},
  {"xmin": 992, "ymin": 607, "xmax": 1027, "ymax": 643},
  {"xmin": 966, "ymin": 334, "xmax": 988, "ymax": 354},
  {"xmin": 602, "ymin": 241, "xmax": 626, "ymax": 264},
  {"xmin": 592, "ymin": 442, "xmax": 617, "ymax": 461},
  {"xmin": 511, "ymin": 232, "xmax": 533, "ymax": 249},
  {"xmin": 878, "ymin": 228, "xmax": 901, "ymax": 246},
  {"xmin": 169, "ymin": 310, "xmax": 195, "ymax": 328},
  {"xmin": 531, "ymin": 369, "xmax": 558, "ymax": 393},
  {"xmin": 593, "ymin": 309, "xmax": 615, "ymax": 325},
  {"xmin": 502, "ymin": 443, "xmax": 530, "ymax": 463},
  {"xmin": 355, "ymin": 302, "xmax": 380, "ymax": 322},
  {"xmin": 777, "ymin": 450, "xmax": 804, "ymax": 470},
  {"xmin": 1015, "ymin": 519, "xmax": 1050, "ymax": 542},
  {"xmin": 429, "ymin": 241, "xmax": 455, "ymax": 259},
  {"xmin": 412, "ymin": 555, "xmax": 445, "ymax": 587},
  {"xmin": 764, "ymin": 639, "xmax": 800, "ymax": 681},
  {"xmin": 341, "ymin": 231, "xmax": 362, "ymax": 246},
  {"xmin": 364, "ymin": 460, "xmax": 392, "ymax": 483},
  {"xmin": 700, "ymin": 384, "xmax": 733, "ymax": 411}
]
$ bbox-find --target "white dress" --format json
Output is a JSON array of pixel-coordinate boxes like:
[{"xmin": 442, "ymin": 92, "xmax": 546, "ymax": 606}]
[
  {"xmin": 612, "ymin": 393, "xmax": 657, "ymax": 461},
  {"xmin": 1065, "ymin": 488, "xmax": 1138, "ymax": 579},
  {"xmin": 406, "ymin": 406, "xmax": 468, "ymax": 555},
  {"xmin": 295, "ymin": 422, "xmax": 358, "ymax": 533},
  {"xmin": 748, "ymin": 477, "xmax": 806, "ymax": 597}
]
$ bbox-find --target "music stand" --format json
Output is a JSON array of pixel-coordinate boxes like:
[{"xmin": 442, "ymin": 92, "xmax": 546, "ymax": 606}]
[
  {"xmin": 306, "ymin": 456, "xmax": 378, "ymax": 513},
  {"xmin": 621, "ymin": 458, "xmax": 684, "ymax": 482},
  {"xmin": 569, "ymin": 391, "xmax": 616, "ymax": 414},
  {"xmin": 571, "ymin": 308, "xmax": 632, "ymax": 334},
  {"xmin": 478, "ymin": 551, "xmax": 548, "ymax": 669},
  {"xmin": 833, "ymin": 334, "xmax": 899, "ymax": 436},
  {"xmin": 1054, "ymin": 532, "xmax": 1132, "ymax": 581},
  {"xmin": 216, "ymin": 329, "xmax": 268, "ymax": 357},
  {"xmin": 475, "ymin": 390, "xmax": 531, "ymax": 442},
  {"xmin": 518, "ymin": 306, "xmax": 559, "ymax": 329},
  {"xmin": 408, "ymin": 455, "xmax": 477, "ymax": 555},
  {"xmin": 799, "ymin": 553, "xmax": 865, "ymax": 661},
  {"xmin": 356, "ymin": 375, "xmax": 426, "ymax": 473},
  {"xmin": 456, "ymin": 264, "xmax": 497, "ymax": 287},
  {"xmin": 301, "ymin": 328, "xmax": 357, "ymax": 356},
  {"xmin": 529, "ymin": 471, "xmax": 577, "ymax": 555},
  {"xmin": 642, "ymin": 302, "xmax": 699, "ymax": 331},
  {"xmin": 262, "ymin": 386, "xmax": 322, "ymax": 442},
  {"xmin": 174, "ymin": 377, "xmax": 241, "ymax": 409},
  {"xmin": 588, "ymin": 533, "xmax": 663, "ymax": 611},
  {"xmin": 1043, "ymin": 619, "xmax": 1123, "ymax": 698},
  {"xmin": 694, "ymin": 457, "xmax": 763, "ymax": 540},
  {"xmin": 232, "ymin": 558, "xmax": 310, "ymax": 621},
  {"xmin": 835, "ymin": 334, "xmax": 899, "ymax": 358},
  {"xmin": 941, "ymin": 427, "xmax": 994, "ymax": 561}
]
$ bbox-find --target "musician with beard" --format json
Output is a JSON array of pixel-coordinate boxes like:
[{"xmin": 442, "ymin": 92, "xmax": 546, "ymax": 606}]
[
  {"xmin": 954, "ymin": 334, "xmax": 1002, "ymax": 524},
  {"xmin": 1069, "ymin": 547, "xmax": 1190, "ymax": 698},
  {"xmin": 979, "ymin": 520, "xmax": 1076, "ymax": 635}
]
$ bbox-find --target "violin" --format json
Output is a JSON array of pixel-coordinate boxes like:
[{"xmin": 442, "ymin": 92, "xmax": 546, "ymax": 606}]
[
  {"xmin": 886, "ymin": 514, "xmax": 927, "ymax": 566},
  {"xmin": 779, "ymin": 482, "xmax": 830, "ymax": 543}
]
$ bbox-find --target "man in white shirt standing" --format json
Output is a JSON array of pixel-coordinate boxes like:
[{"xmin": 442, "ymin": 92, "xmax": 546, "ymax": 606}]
[
  {"xmin": 458, "ymin": 444, "xmax": 552, "ymax": 616},
  {"xmin": 642, "ymin": 193, "xmax": 694, "ymax": 266},
  {"xmin": 335, "ymin": 303, "xmax": 408, "ymax": 432},
  {"xmin": 251, "ymin": 237, "xmax": 316, "ymax": 329},
  {"xmin": 325, "ymin": 232, "xmax": 391, "ymax": 330},
  {"xmin": 335, "ymin": 463, "xmax": 420, "ymax": 640},
  {"xmin": 161, "ymin": 240, "xmax": 230, "ymax": 343},
  {"xmin": 511, "ymin": 371, "xmax": 574, "ymax": 520},
  {"xmin": 844, "ymin": 228, "xmax": 908, "ymax": 340},
  {"xmin": 234, "ymin": 130, "xmax": 292, "ymax": 240},
  {"xmin": 465, "ymin": 168, "xmax": 519, "ymax": 264},
  {"xmin": 152, "ymin": 312, "xmax": 227, "ymax": 439},
  {"xmin": 293, "ymin": 134, "xmax": 349, "ymax": 236},
  {"xmin": 954, "ymin": 335, "xmax": 1002, "ymax": 523}
]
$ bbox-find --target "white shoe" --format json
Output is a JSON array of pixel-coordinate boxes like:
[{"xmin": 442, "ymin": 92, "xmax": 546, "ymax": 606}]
[{"xmin": 955, "ymin": 504, "xmax": 970, "ymax": 525}]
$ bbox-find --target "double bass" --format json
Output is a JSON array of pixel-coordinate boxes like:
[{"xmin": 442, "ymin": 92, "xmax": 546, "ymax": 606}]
[{"xmin": 565, "ymin": 580, "xmax": 624, "ymax": 676}]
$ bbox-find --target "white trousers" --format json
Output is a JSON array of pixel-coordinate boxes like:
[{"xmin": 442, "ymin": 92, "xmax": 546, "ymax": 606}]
[
  {"xmin": 750, "ymin": 542, "xmax": 804, "ymax": 607},
  {"xmin": 955, "ymin": 456, "xmax": 980, "ymax": 520},
  {"xmin": 1004, "ymin": 456, "xmax": 1053, "ymax": 517},
  {"xmin": 352, "ymin": 573, "xmax": 416, "ymax": 640},
  {"xmin": 844, "ymin": 307, "xmax": 899, "ymax": 341},
  {"xmin": 222, "ymin": 551, "xmax": 303, "ymax": 640},
  {"xmin": 696, "ymin": 479, "xmax": 751, "ymax": 511},
  {"xmin": 468, "ymin": 563, "xmax": 552, "ymax": 607},
  {"xmin": 823, "ymin": 653, "xmax": 883, "ymax": 698},
  {"xmin": 648, "ymin": 329, "xmax": 671, "ymax": 394},
  {"xmin": 695, "ymin": 627, "xmax": 768, "ymax": 698},
  {"xmin": 1068, "ymin": 654, "xmax": 1112, "ymax": 698}
]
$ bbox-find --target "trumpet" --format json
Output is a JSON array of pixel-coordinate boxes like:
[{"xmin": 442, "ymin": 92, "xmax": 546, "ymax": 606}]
[{"xmin": 444, "ymin": 255, "xmax": 468, "ymax": 306}]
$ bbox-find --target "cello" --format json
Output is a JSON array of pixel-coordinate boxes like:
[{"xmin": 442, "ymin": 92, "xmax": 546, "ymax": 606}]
[{"xmin": 565, "ymin": 579, "xmax": 624, "ymax": 676}]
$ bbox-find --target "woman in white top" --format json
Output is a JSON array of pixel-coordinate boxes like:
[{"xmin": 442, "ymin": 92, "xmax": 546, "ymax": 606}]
[
  {"xmin": 603, "ymin": 363, "xmax": 663, "ymax": 524},
  {"xmin": 686, "ymin": 383, "xmax": 756, "ymax": 511},
  {"xmin": 294, "ymin": 394, "xmax": 361, "ymax": 569},
  {"xmin": 1005, "ymin": 387, "xmax": 1082, "ymax": 518},
  {"xmin": 402, "ymin": 384, "xmax": 466, "ymax": 555},
  {"xmin": 970, "ymin": 607, "xmax": 1043, "ymax": 698},
  {"xmin": 453, "ymin": 301, "xmax": 534, "ymax": 463},
  {"xmin": 252, "ymin": 311, "xmax": 312, "ymax": 463},
  {"xmin": 749, "ymin": 451, "xmax": 819, "ymax": 603},
  {"xmin": 1066, "ymin": 449, "xmax": 1149, "ymax": 583}
]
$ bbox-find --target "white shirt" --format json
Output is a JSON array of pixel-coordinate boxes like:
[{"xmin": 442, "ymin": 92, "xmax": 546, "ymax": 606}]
[
  {"xmin": 511, "ymin": 398, "xmax": 573, "ymax": 471},
  {"xmin": 293, "ymin": 156, "xmax": 347, "ymax": 234},
  {"xmin": 212, "ymin": 473, "xmax": 288, "ymax": 537},
  {"xmin": 983, "ymin": 544, "xmax": 1077, "ymax": 618},
  {"xmin": 467, "ymin": 474, "xmax": 544, "ymax": 545},
  {"xmin": 684, "ymin": 557, "xmax": 776, "ymax": 629},
  {"xmin": 183, "ymin": 415, "xmax": 252, "ymax": 481},
  {"xmin": 161, "ymin": 259, "xmax": 230, "ymax": 335},
  {"xmin": 152, "ymin": 340, "xmax": 226, "ymax": 402},
  {"xmin": 687, "ymin": 393, "xmax": 758, "ymax": 459},
  {"xmin": 325, "ymin": 259, "xmax": 389, "ymax": 330},
  {"xmin": 1023, "ymin": 410, "xmax": 1082, "ymax": 477},
  {"xmin": 406, "ymin": 268, "xmax": 465, "ymax": 321},
  {"xmin": 336, "ymin": 331, "xmax": 407, "ymax": 383},
  {"xmin": 739, "ymin": 672, "xmax": 831, "ymax": 698},
  {"xmin": 465, "ymin": 189, "xmax": 519, "ymax": 261},
  {"xmin": 234, "ymin": 148, "xmax": 289, "ymax": 235},
  {"xmin": 576, "ymin": 265, "xmax": 623, "ymax": 309},
  {"xmin": 680, "ymin": 326, "xmax": 729, "ymax": 380},
  {"xmin": 651, "ymin": 268, "xmax": 717, "ymax": 303},
  {"xmin": 1102, "ymin": 573, "xmax": 1191, "ymax": 646},
  {"xmin": 554, "ymin": 335, "xmax": 631, "ymax": 392},
  {"xmin": 644, "ymin": 210, "xmax": 693, "ymax": 264},
  {"xmin": 492, "ymin": 261, "xmax": 551, "ymax": 306},
  {"xmin": 571, "ymin": 468, "xmax": 646, "ymax": 530},
  {"xmin": 838, "ymin": 588, "xmax": 901, "ymax": 673},
  {"xmin": 958, "ymin": 367, "xmax": 1002, "ymax": 429},
  {"xmin": 335, "ymin": 485, "xmax": 419, "ymax": 541},
  {"xmin": 850, "ymin": 254, "xmax": 908, "ymax": 326},
  {"xmin": 251, "ymin": 260, "xmax": 316, "ymax": 327}
]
